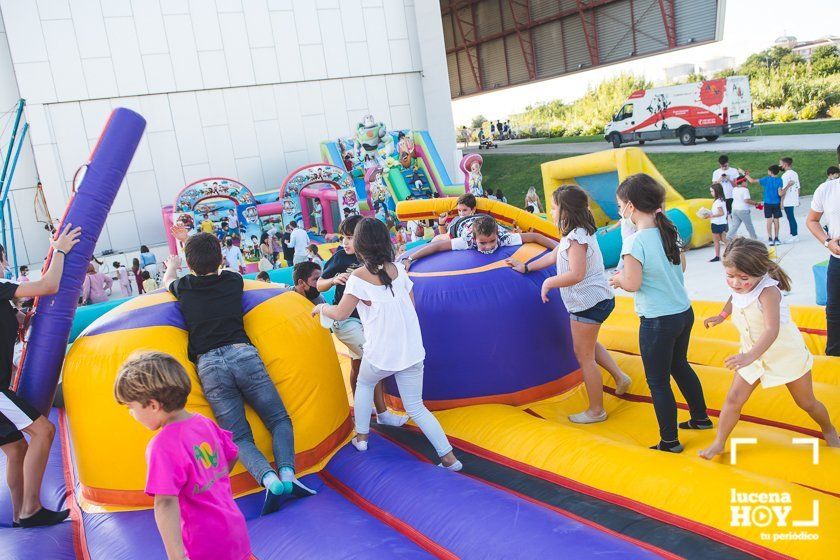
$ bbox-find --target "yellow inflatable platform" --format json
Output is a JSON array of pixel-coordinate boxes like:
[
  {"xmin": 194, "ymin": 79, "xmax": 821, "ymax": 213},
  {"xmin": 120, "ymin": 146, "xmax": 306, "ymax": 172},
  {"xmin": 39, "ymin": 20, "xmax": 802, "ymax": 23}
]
[{"xmin": 63, "ymin": 281, "xmax": 352, "ymax": 510}]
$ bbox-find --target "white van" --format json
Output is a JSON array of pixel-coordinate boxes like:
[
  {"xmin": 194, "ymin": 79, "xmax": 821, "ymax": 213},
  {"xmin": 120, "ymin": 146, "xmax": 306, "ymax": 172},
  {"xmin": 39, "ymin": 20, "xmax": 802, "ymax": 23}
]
[{"xmin": 604, "ymin": 76, "xmax": 752, "ymax": 147}]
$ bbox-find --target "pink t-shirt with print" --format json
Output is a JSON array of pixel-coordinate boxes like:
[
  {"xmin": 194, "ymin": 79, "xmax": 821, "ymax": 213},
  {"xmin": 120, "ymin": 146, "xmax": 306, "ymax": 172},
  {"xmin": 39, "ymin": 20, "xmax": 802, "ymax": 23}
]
[{"xmin": 145, "ymin": 414, "xmax": 250, "ymax": 560}]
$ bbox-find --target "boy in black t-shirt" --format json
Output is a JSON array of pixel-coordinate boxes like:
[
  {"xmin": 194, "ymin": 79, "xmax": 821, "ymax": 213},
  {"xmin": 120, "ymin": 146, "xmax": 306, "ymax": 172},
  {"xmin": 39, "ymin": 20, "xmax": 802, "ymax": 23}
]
[
  {"xmin": 1, "ymin": 224, "xmax": 80, "ymax": 528},
  {"xmin": 316, "ymin": 216, "xmax": 406, "ymax": 427},
  {"xmin": 165, "ymin": 229, "xmax": 315, "ymax": 505}
]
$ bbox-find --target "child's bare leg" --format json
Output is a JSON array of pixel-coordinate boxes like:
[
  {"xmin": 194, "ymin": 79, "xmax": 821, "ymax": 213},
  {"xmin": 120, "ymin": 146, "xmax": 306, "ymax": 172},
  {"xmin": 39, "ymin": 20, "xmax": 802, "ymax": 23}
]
[
  {"xmin": 20, "ymin": 416, "xmax": 54, "ymax": 517},
  {"xmin": 595, "ymin": 341, "xmax": 632, "ymax": 395},
  {"xmin": 570, "ymin": 321, "xmax": 605, "ymax": 416},
  {"xmin": 2, "ymin": 439, "xmax": 27, "ymax": 522},
  {"xmin": 699, "ymin": 375, "xmax": 757, "ymax": 459},
  {"xmin": 713, "ymin": 234, "xmax": 721, "ymax": 257},
  {"xmin": 349, "ymin": 358, "xmax": 360, "ymax": 394},
  {"xmin": 786, "ymin": 372, "xmax": 840, "ymax": 446}
]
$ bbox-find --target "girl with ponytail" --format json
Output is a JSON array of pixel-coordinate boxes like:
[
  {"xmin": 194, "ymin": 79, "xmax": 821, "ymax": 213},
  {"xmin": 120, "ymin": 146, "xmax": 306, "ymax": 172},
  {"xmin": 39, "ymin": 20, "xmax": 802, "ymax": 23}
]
[
  {"xmin": 610, "ymin": 173, "xmax": 712, "ymax": 453},
  {"xmin": 700, "ymin": 238, "xmax": 839, "ymax": 458},
  {"xmin": 314, "ymin": 218, "xmax": 462, "ymax": 470}
]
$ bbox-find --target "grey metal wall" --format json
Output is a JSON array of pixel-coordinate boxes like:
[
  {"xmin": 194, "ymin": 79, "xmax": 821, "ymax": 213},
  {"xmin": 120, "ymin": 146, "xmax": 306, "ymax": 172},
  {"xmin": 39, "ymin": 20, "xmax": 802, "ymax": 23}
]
[{"xmin": 442, "ymin": 0, "xmax": 719, "ymax": 98}]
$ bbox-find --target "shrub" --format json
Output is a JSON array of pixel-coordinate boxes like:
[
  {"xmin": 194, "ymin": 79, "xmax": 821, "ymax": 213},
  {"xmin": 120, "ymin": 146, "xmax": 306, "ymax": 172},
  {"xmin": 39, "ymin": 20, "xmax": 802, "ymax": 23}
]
[
  {"xmin": 774, "ymin": 106, "xmax": 797, "ymax": 122},
  {"xmin": 827, "ymin": 104, "xmax": 840, "ymax": 119},
  {"xmin": 797, "ymin": 102, "xmax": 825, "ymax": 120}
]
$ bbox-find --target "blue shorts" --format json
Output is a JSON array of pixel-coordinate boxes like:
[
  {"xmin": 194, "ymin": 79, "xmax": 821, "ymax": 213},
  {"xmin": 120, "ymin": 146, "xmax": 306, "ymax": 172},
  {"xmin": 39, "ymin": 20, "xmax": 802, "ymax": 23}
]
[
  {"xmin": 711, "ymin": 223, "xmax": 728, "ymax": 234},
  {"xmin": 569, "ymin": 298, "xmax": 615, "ymax": 325}
]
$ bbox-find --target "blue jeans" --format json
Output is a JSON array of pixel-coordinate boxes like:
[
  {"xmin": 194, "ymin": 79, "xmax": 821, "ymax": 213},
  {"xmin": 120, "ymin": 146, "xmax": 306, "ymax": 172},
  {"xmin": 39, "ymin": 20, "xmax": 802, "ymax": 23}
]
[
  {"xmin": 828, "ymin": 257, "xmax": 840, "ymax": 357},
  {"xmin": 639, "ymin": 308, "xmax": 709, "ymax": 442},
  {"xmin": 197, "ymin": 343, "xmax": 295, "ymax": 483},
  {"xmin": 783, "ymin": 206, "xmax": 798, "ymax": 236}
]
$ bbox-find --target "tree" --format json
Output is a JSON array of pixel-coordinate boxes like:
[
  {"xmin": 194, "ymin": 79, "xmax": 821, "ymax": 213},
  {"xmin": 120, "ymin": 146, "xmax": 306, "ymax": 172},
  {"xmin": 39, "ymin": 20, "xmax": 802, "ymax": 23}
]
[
  {"xmin": 811, "ymin": 45, "xmax": 840, "ymax": 77},
  {"xmin": 470, "ymin": 115, "xmax": 487, "ymax": 129}
]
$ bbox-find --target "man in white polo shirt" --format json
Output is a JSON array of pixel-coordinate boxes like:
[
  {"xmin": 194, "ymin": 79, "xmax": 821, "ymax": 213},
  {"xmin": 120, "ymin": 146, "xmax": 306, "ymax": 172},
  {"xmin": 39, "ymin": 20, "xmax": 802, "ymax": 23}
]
[
  {"xmin": 807, "ymin": 147, "xmax": 840, "ymax": 356},
  {"xmin": 780, "ymin": 156, "xmax": 800, "ymax": 242},
  {"xmin": 712, "ymin": 155, "xmax": 741, "ymax": 220}
]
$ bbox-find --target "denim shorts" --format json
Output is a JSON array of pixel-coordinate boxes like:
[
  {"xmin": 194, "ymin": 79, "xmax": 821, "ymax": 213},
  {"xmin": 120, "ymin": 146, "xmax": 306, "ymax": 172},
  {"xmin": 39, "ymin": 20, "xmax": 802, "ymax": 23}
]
[
  {"xmin": 569, "ymin": 297, "xmax": 615, "ymax": 325},
  {"xmin": 711, "ymin": 223, "xmax": 728, "ymax": 234}
]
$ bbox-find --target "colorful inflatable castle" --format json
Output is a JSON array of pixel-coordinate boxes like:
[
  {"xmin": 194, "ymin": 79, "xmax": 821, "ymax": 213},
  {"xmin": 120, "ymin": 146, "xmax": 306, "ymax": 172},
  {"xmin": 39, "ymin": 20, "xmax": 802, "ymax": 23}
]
[
  {"xmin": 3, "ymin": 111, "xmax": 837, "ymax": 560},
  {"xmin": 541, "ymin": 147, "xmax": 714, "ymax": 267},
  {"xmin": 321, "ymin": 114, "xmax": 466, "ymax": 214}
]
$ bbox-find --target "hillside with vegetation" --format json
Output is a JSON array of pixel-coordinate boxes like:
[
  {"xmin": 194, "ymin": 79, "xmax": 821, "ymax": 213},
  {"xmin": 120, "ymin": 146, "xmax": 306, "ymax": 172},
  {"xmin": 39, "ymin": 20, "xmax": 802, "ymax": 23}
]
[{"xmin": 503, "ymin": 45, "xmax": 840, "ymax": 139}]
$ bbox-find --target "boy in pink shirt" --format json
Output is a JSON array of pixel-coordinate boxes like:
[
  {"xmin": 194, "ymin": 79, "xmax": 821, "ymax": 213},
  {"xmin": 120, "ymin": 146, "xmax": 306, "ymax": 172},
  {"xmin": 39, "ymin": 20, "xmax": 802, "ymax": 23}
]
[{"xmin": 115, "ymin": 351, "xmax": 251, "ymax": 560}]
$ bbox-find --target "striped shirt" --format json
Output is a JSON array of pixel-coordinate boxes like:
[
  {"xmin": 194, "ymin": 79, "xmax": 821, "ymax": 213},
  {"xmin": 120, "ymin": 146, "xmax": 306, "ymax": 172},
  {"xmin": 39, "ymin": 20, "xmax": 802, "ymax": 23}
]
[{"xmin": 555, "ymin": 228, "xmax": 613, "ymax": 313}]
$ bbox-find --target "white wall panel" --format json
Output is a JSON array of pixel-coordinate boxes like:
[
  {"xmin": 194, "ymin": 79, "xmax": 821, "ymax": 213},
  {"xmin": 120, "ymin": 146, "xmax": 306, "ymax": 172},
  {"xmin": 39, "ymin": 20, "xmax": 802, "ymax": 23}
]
[
  {"xmin": 70, "ymin": 0, "xmax": 110, "ymax": 58},
  {"xmin": 164, "ymin": 14, "xmax": 204, "ymax": 91},
  {"xmin": 105, "ymin": 17, "xmax": 147, "ymax": 96},
  {"xmin": 131, "ymin": 0, "xmax": 169, "ymax": 54}
]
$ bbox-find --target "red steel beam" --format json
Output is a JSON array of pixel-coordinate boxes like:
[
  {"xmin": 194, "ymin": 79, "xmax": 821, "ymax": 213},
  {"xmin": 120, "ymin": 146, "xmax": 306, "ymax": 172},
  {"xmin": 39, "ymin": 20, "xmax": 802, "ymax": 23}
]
[
  {"xmin": 451, "ymin": 1, "xmax": 483, "ymax": 91},
  {"xmin": 445, "ymin": 0, "xmax": 621, "ymax": 56},
  {"xmin": 575, "ymin": 0, "xmax": 600, "ymax": 66},
  {"xmin": 506, "ymin": 0, "xmax": 537, "ymax": 80},
  {"xmin": 497, "ymin": 0, "xmax": 512, "ymax": 84},
  {"xmin": 657, "ymin": 0, "xmax": 677, "ymax": 48}
]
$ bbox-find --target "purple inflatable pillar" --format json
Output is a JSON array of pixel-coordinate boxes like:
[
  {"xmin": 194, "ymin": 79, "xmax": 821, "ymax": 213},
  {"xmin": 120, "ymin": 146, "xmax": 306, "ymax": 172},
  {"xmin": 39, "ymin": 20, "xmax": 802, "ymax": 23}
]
[{"xmin": 16, "ymin": 108, "xmax": 146, "ymax": 415}]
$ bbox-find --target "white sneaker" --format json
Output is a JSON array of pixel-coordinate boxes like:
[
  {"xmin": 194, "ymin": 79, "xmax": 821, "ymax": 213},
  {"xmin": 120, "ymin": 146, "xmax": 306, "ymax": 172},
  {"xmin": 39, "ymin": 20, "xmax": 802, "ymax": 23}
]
[
  {"xmin": 438, "ymin": 460, "xmax": 463, "ymax": 472},
  {"xmin": 351, "ymin": 437, "xmax": 368, "ymax": 452},
  {"xmin": 614, "ymin": 373, "xmax": 632, "ymax": 396},
  {"xmin": 376, "ymin": 410, "xmax": 409, "ymax": 427},
  {"xmin": 784, "ymin": 236, "xmax": 797, "ymax": 244}
]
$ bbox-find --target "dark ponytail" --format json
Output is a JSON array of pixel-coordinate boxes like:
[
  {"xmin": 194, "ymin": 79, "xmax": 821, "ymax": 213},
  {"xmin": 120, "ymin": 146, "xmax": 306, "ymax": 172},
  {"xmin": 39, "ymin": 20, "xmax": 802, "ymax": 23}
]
[
  {"xmin": 616, "ymin": 173, "xmax": 682, "ymax": 265},
  {"xmin": 352, "ymin": 217, "xmax": 396, "ymax": 294}
]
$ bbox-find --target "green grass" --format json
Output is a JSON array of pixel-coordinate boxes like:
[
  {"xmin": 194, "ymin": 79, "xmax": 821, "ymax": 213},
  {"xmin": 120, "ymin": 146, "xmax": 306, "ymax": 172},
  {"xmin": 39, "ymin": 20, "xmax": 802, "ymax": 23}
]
[
  {"xmin": 517, "ymin": 134, "xmax": 603, "ymax": 145},
  {"xmin": 746, "ymin": 119, "xmax": 840, "ymax": 136},
  {"xmin": 483, "ymin": 150, "xmax": 837, "ymax": 211},
  {"xmin": 516, "ymin": 119, "xmax": 839, "ymax": 145}
]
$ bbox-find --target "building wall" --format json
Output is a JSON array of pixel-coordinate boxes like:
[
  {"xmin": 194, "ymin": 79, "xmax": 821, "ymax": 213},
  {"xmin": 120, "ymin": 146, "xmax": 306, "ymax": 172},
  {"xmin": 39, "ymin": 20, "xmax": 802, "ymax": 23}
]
[{"xmin": 0, "ymin": 0, "xmax": 455, "ymax": 264}]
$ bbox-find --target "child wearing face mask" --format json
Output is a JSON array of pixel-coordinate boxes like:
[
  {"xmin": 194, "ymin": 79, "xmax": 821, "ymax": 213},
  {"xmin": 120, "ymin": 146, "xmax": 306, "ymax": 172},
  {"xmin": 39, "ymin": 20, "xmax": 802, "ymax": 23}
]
[
  {"xmin": 609, "ymin": 173, "xmax": 712, "ymax": 453},
  {"xmin": 403, "ymin": 214, "xmax": 557, "ymax": 268},
  {"xmin": 699, "ymin": 238, "xmax": 839, "ymax": 458}
]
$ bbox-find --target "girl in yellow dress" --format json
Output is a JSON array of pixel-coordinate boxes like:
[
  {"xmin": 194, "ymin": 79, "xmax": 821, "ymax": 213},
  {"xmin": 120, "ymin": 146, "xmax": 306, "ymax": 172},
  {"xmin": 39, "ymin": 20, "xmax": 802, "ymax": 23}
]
[{"xmin": 699, "ymin": 237, "xmax": 840, "ymax": 459}]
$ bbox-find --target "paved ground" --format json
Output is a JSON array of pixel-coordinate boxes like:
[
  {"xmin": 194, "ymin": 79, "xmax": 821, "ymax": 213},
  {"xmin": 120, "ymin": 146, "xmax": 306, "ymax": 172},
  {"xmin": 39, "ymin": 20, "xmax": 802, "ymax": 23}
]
[
  {"xmin": 464, "ymin": 132, "xmax": 840, "ymax": 155},
  {"xmin": 613, "ymin": 197, "xmax": 828, "ymax": 307}
]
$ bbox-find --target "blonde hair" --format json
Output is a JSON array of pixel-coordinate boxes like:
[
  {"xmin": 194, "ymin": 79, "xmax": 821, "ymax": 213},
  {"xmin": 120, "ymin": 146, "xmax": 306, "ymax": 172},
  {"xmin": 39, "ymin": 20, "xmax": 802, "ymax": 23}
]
[
  {"xmin": 114, "ymin": 351, "xmax": 191, "ymax": 412},
  {"xmin": 723, "ymin": 237, "xmax": 791, "ymax": 291}
]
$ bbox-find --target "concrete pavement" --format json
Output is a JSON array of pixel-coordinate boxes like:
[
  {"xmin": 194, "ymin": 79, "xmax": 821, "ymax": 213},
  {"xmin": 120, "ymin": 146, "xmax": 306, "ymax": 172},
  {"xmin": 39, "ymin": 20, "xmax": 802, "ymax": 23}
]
[{"xmin": 465, "ymin": 132, "xmax": 840, "ymax": 155}]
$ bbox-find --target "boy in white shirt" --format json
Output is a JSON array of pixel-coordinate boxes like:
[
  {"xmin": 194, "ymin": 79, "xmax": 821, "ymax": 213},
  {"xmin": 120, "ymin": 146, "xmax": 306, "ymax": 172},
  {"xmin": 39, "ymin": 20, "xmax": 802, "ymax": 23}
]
[
  {"xmin": 712, "ymin": 155, "xmax": 741, "ymax": 219},
  {"xmin": 779, "ymin": 156, "xmax": 800, "ymax": 242}
]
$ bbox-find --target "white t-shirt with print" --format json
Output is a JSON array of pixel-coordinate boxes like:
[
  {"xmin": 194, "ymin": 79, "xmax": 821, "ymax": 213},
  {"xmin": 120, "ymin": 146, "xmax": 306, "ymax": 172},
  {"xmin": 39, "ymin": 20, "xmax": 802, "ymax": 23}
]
[
  {"xmin": 781, "ymin": 169, "xmax": 800, "ymax": 207},
  {"xmin": 711, "ymin": 199, "xmax": 728, "ymax": 225},
  {"xmin": 712, "ymin": 167, "xmax": 740, "ymax": 199},
  {"xmin": 812, "ymin": 178, "xmax": 840, "ymax": 259},
  {"xmin": 731, "ymin": 186, "xmax": 753, "ymax": 212}
]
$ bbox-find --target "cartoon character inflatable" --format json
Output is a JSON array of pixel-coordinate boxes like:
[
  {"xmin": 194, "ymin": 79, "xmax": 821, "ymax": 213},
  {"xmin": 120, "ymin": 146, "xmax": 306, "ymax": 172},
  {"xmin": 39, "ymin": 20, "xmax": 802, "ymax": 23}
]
[{"xmin": 355, "ymin": 114, "xmax": 394, "ymax": 161}]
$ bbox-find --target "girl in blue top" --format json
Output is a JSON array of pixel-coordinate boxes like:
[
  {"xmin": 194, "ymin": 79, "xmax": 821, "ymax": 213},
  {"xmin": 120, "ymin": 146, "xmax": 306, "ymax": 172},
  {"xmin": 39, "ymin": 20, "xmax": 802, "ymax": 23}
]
[{"xmin": 609, "ymin": 174, "xmax": 712, "ymax": 453}]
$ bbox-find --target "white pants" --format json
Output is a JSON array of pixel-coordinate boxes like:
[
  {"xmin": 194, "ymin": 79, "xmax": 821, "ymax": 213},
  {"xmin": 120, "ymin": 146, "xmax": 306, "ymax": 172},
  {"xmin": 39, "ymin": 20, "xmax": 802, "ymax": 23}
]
[
  {"xmin": 292, "ymin": 254, "xmax": 308, "ymax": 265},
  {"xmin": 354, "ymin": 359, "xmax": 452, "ymax": 457}
]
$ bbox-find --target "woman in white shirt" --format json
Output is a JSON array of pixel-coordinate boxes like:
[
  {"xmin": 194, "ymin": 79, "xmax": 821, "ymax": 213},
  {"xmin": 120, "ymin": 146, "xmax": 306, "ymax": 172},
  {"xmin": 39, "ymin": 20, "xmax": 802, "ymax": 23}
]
[
  {"xmin": 314, "ymin": 218, "xmax": 462, "ymax": 471},
  {"xmin": 524, "ymin": 187, "xmax": 542, "ymax": 213}
]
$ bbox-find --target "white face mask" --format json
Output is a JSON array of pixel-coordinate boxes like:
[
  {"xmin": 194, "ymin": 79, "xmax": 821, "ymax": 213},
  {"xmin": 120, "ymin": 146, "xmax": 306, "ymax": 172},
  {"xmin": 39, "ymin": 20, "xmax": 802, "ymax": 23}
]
[{"xmin": 619, "ymin": 204, "xmax": 635, "ymax": 228}]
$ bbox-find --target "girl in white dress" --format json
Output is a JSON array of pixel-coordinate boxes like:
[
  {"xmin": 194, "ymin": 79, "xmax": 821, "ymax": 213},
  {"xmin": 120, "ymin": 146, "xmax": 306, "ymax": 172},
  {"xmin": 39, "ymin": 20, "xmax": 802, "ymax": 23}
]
[{"xmin": 700, "ymin": 238, "xmax": 839, "ymax": 458}]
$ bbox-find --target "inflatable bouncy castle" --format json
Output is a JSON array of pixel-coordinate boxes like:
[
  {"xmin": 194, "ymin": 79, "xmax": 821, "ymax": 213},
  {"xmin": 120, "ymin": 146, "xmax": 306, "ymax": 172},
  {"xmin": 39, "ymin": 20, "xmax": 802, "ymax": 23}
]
[
  {"xmin": 541, "ymin": 147, "xmax": 714, "ymax": 267},
  {"xmin": 3, "ymin": 109, "xmax": 837, "ymax": 560}
]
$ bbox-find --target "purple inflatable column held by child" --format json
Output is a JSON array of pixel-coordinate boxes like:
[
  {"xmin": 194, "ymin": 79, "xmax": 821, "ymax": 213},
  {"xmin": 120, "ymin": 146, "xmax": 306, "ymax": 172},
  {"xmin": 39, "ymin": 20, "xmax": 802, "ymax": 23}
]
[{"xmin": 15, "ymin": 108, "xmax": 146, "ymax": 415}]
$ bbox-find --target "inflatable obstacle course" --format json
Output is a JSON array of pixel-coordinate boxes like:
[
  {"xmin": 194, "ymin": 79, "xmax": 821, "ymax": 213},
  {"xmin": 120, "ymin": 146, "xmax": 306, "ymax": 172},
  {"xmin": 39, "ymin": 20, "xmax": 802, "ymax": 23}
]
[{"xmin": 541, "ymin": 147, "xmax": 713, "ymax": 267}]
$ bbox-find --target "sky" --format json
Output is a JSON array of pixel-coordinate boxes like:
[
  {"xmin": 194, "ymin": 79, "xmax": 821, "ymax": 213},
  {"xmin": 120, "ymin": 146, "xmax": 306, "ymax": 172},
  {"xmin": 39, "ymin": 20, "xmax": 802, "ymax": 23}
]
[{"xmin": 449, "ymin": 0, "xmax": 840, "ymax": 125}]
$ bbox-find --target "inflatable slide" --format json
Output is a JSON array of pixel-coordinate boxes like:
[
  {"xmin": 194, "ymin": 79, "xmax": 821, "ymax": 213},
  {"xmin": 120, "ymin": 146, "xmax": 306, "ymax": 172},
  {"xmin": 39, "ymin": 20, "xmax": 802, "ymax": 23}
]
[{"xmin": 541, "ymin": 147, "xmax": 714, "ymax": 267}]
